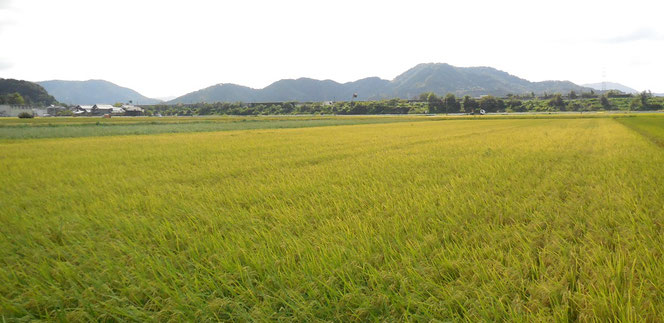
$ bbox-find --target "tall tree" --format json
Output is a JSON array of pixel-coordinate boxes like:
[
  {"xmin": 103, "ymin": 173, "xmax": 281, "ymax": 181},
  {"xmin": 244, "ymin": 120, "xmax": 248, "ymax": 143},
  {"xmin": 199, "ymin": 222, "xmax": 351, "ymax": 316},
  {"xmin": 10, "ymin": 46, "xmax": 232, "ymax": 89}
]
[
  {"xmin": 462, "ymin": 95, "xmax": 478, "ymax": 113},
  {"xmin": 479, "ymin": 95, "xmax": 503, "ymax": 112},
  {"xmin": 599, "ymin": 95, "xmax": 611, "ymax": 109},
  {"xmin": 507, "ymin": 99, "xmax": 525, "ymax": 112},
  {"xmin": 443, "ymin": 93, "xmax": 461, "ymax": 113},
  {"xmin": 425, "ymin": 92, "xmax": 442, "ymax": 113},
  {"xmin": 7, "ymin": 92, "xmax": 26, "ymax": 105},
  {"xmin": 639, "ymin": 90, "xmax": 651, "ymax": 108},
  {"xmin": 548, "ymin": 94, "xmax": 566, "ymax": 110}
]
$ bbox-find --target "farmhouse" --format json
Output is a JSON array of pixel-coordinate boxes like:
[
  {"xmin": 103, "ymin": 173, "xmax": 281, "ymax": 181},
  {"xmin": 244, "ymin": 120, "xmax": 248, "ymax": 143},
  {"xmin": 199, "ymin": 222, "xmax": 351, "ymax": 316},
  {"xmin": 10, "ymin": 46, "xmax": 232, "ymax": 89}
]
[
  {"xmin": 93, "ymin": 104, "xmax": 114, "ymax": 115},
  {"xmin": 109, "ymin": 106, "xmax": 125, "ymax": 114},
  {"xmin": 122, "ymin": 104, "xmax": 144, "ymax": 116},
  {"xmin": 73, "ymin": 105, "xmax": 94, "ymax": 115},
  {"xmin": 72, "ymin": 104, "xmax": 139, "ymax": 116}
]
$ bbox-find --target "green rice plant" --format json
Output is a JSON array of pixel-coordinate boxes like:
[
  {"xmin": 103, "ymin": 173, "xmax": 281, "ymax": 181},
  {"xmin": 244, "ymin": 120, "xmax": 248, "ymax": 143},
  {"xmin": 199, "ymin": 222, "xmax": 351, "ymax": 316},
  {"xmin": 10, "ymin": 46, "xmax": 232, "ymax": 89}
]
[{"xmin": 615, "ymin": 115, "xmax": 664, "ymax": 147}]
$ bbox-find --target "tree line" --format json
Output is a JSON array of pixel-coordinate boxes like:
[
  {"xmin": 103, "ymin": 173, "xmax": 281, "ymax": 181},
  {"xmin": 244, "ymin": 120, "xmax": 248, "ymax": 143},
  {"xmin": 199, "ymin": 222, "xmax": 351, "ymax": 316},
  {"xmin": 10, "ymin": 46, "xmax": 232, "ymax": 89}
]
[{"xmin": 138, "ymin": 91, "xmax": 661, "ymax": 116}]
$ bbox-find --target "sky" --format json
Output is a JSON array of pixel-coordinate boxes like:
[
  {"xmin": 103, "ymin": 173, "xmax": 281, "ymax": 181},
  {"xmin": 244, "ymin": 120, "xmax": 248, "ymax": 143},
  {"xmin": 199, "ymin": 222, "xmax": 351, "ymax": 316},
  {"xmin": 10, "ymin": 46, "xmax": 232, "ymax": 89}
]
[{"xmin": 0, "ymin": 0, "xmax": 662, "ymax": 99}]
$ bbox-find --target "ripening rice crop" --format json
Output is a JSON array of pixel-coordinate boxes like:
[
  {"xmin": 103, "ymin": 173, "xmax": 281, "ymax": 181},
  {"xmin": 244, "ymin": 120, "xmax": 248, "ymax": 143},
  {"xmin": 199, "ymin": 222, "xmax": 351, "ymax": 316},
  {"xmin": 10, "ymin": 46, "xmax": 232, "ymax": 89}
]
[{"xmin": 1, "ymin": 116, "xmax": 663, "ymax": 321}]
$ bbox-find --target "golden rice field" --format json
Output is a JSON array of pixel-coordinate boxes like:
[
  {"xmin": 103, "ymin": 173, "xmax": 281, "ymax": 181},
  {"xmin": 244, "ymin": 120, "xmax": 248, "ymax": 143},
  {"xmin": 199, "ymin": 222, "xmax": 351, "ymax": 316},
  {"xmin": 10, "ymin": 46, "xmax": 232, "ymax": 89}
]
[{"xmin": 1, "ymin": 115, "xmax": 663, "ymax": 321}]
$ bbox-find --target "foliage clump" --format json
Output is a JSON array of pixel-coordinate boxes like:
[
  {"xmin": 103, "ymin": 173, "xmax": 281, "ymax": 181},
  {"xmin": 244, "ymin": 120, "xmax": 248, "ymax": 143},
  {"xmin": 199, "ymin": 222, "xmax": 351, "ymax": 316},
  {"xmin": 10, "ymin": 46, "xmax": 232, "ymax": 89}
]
[{"xmin": 17, "ymin": 111, "xmax": 34, "ymax": 118}]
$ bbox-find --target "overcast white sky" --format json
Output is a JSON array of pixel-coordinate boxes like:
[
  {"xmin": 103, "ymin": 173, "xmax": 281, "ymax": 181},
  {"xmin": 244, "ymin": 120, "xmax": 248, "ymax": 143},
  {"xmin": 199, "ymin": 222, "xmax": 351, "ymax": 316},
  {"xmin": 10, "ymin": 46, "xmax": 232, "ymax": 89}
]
[{"xmin": 1, "ymin": 0, "xmax": 662, "ymax": 98}]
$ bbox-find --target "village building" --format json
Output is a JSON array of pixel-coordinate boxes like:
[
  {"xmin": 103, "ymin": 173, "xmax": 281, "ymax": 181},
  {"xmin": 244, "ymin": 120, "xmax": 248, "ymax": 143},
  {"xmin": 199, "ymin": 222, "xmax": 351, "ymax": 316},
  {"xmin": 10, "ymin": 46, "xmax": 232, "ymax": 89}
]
[
  {"xmin": 46, "ymin": 105, "xmax": 67, "ymax": 116},
  {"xmin": 93, "ymin": 104, "xmax": 114, "ymax": 115},
  {"xmin": 72, "ymin": 105, "xmax": 93, "ymax": 115},
  {"xmin": 72, "ymin": 104, "xmax": 128, "ymax": 116},
  {"xmin": 61, "ymin": 104, "xmax": 145, "ymax": 117},
  {"xmin": 122, "ymin": 104, "xmax": 144, "ymax": 116},
  {"xmin": 110, "ymin": 106, "xmax": 124, "ymax": 114}
]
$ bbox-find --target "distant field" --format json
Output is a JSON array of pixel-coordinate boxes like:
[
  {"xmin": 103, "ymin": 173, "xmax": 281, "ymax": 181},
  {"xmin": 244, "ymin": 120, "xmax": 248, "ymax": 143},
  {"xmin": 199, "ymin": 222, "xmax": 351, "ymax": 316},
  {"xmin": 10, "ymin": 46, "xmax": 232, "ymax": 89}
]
[
  {"xmin": 0, "ymin": 116, "xmax": 429, "ymax": 140},
  {"xmin": 1, "ymin": 116, "xmax": 663, "ymax": 321},
  {"xmin": 0, "ymin": 112, "xmax": 649, "ymax": 140}
]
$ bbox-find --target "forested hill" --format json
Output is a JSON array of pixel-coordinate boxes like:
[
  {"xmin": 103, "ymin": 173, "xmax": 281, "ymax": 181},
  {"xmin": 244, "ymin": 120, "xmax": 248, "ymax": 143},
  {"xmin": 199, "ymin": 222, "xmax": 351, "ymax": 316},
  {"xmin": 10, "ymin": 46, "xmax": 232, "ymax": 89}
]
[
  {"xmin": 169, "ymin": 63, "xmax": 592, "ymax": 104},
  {"xmin": 0, "ymin": 78, "xmax": 57, "ymax": 106},
  {"xmin": 37, "ymin": 79, "xmax": 161, "ymax": 105},
  {"xmin": 169, "ymin": 77, "xmax": 391, "ymax": 104},
  {"xmin": 388, "ymin": 63, "xmax": 590, "ymax": 98}
]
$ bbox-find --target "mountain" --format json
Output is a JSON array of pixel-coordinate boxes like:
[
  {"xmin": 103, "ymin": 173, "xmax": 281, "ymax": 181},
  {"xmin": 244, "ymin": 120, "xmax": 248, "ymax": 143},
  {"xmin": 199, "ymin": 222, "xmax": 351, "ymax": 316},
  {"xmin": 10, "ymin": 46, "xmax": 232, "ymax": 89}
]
[
  {"xmin": 172, "ymin": 83, "xmax": 260, "ymax": 104},
  {"xmin": 170, "ymin": 77, "xmax": 391, "ymax": 104},
  {"xmin": 258, "ymin": 77, "xmax": 390, "ymax": 102},
  {"xmin": 582, "ymin": 82, "xmax": 639, "ymax": 94},
  {"xmin": 0, "ymin": 78, "xmax": 57, "ymax": 106},
  {"xmin": 37, "ymin": 80, "xmax": 161, "ymax": 105},
  {"xmin": 388, "ymin": 64, "xmax": 529, "ymax": 98},
  {"xmin": 169, "ymin": 63, "xmax": 592, "ymax": 104}
]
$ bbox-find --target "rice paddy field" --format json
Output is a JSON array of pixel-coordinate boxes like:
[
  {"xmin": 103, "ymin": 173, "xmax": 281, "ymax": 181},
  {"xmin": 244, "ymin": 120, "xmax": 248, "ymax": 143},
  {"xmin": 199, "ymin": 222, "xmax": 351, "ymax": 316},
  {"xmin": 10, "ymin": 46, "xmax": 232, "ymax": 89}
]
[
  {"xmin": 0, "ymin": 115, "xmax": 432, "ymax": 140},
  {"xmin": 1, "ymin": 114, "xmax": 663, "ymax": 321}
]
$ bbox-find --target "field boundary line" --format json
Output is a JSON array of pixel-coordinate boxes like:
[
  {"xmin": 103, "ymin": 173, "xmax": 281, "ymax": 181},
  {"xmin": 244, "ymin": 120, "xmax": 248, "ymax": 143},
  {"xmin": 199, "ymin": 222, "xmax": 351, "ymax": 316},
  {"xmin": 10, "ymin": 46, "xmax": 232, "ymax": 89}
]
[{"xmin": 613, "ymin": 118, "xmax": 664, "ymax": 149}]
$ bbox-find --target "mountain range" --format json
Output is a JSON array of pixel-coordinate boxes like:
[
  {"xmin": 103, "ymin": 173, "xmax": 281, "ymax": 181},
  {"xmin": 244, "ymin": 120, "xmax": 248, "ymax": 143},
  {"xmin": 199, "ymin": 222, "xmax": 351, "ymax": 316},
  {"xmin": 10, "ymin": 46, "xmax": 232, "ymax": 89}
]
[
  {"xmin": 30, "ymin": 63, "xmax": 618, "ymax": 105},
  {"xmin": 168, "ymin": 63, "xmax": 593, "ymax": 104},
  {"xmin": 37, "ymin": 80, "xmax": 161, "ymax": 105}
]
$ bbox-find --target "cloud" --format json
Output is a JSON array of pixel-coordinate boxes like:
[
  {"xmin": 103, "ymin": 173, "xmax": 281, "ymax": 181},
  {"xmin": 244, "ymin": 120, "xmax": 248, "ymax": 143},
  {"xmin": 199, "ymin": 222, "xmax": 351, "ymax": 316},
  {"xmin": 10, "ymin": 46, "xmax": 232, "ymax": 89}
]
[{"xmin": 600, "ymin": 27, "xmax": 664, "ymax": 43}]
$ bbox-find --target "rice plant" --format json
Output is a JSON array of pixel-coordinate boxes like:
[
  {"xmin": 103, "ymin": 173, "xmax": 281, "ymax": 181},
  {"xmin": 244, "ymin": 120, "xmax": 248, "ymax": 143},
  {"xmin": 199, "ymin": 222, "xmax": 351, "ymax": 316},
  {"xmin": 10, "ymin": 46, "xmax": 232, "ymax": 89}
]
[{"xmin": 1, "ymin": 116, "xmax": 663, "ymax": 321}]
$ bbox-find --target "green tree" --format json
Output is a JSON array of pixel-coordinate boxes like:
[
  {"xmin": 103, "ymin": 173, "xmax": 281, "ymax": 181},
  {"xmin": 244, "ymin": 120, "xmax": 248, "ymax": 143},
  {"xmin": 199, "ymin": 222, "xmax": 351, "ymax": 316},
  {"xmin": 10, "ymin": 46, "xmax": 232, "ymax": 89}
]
[
  {"xmin": 56, "ymin": 109, "xmax": 74, "ymax": 116},
  {"xmin": 462, "ymin": 95, "xmax": 478, "ymax": 113},
  {"xmin": 507, "ymin": 99, "xmax": 525, "ymax": 112},
  {"xmin": 569, "ymin": 91, "xmax": 577, "ymax": 99},
  {"xmin": 629, "ymin": 96, "xmax": 642, "ymax": 111},
  {"xmin": 425, "ymin": 93, "xmax": 442, "ymax": 113},
  {"xmin": 606, "ymin": 90, "xmax": 622, "ymax": 98},
  {"xmin": 479, "ymin": 95, "xmax": 502, "ymax": 112},
  {"xmin": 442, "ymin": 93, "xmax": 460, "ymax": 113},
  {"xmin": 547, "ymin": 94, "xmax": 566, "ymax": 110},
  {"xmin": 568, "ymin": 102, "xmax": 583, "ymax": 111},
  {"xmin": 7, "ymin": 92, "xmax": 26, "ymax": 105},
  {"xmin": 599, "ymin": 95, "xmax": 611, "ymax": 109},
  {"xmin": 18, "ymin": 111, "xmax": 33, "ymax": 118},
  {"xmin": 638, "ymin": 91, "xmax": 651, "ymax": 109},
  {"xmin": 197, "ymin": 106, "xmax": 213, "ymax": 115},
  {"xmin": 419, "ymin": 92, "xmax": 433, "ymax": 101},
  {"xmin": 581, "ymin": 91, "xmax": 597, "ymax": 98}
]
